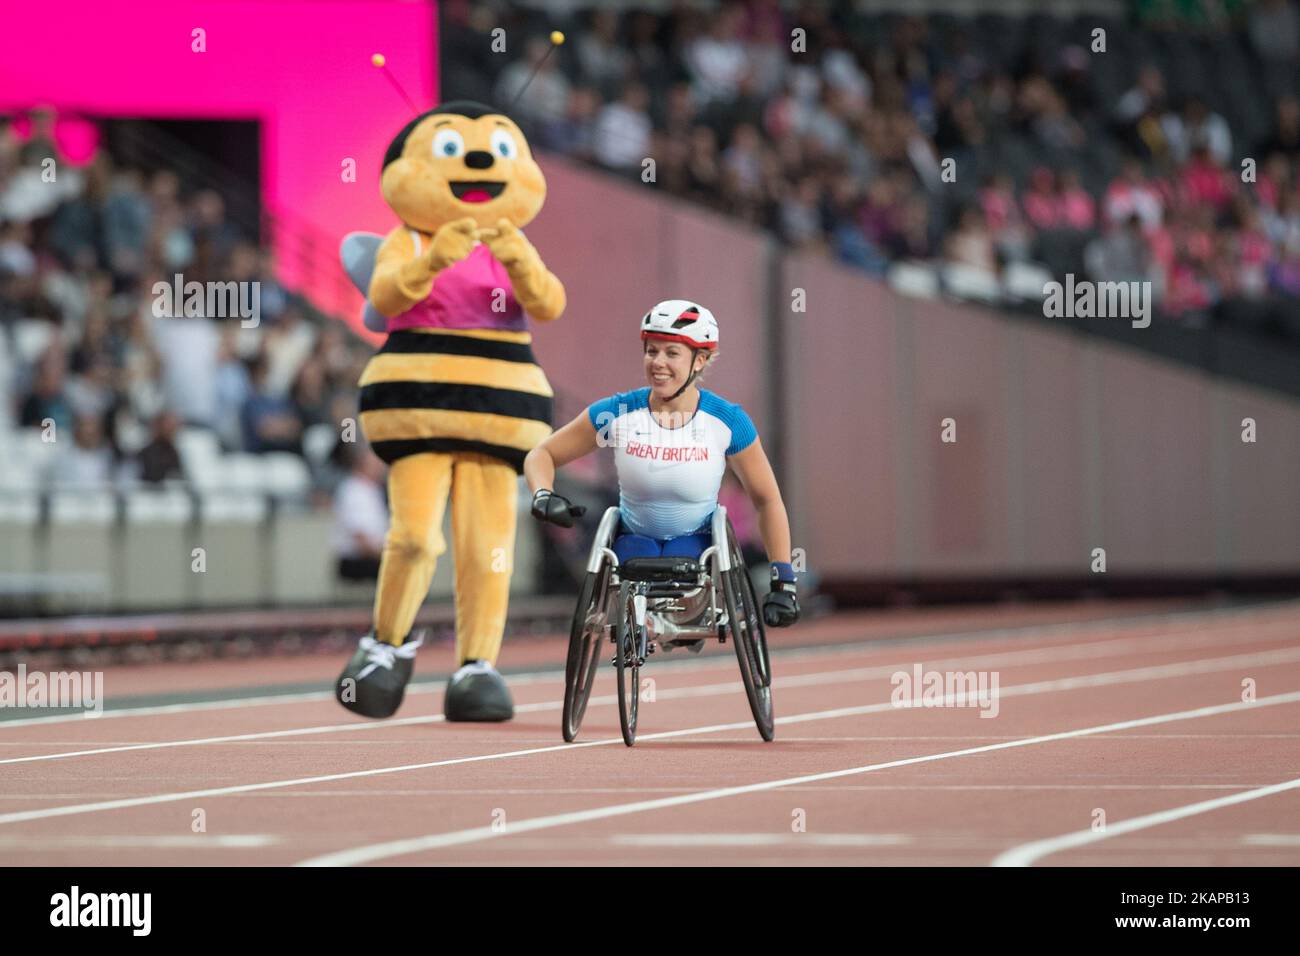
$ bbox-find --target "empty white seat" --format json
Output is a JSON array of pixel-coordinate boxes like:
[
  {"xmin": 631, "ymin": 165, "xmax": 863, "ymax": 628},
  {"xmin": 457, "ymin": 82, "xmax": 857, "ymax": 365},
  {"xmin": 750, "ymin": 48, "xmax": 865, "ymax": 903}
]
[
  {"xmin": 888, "ymin": 261, "xmax": 941, "ymax": 299},
  {"xmin": 218, "ymin": 453, "xmax": 266, "ymax": 492},
  {"xmin": 261, "ymin": 452, "xmax": 312, "ymax": 498},
  {"xmin": 13, "ymin": 429, "xmax": 58, "ymax": 476},
  {"xmin": 50, "ymin": 490, "xmax": 116, "ymax": 524},
  {"xmin": 1003, "ymin": 260, "xmax": 1056, "ymax": 303},
  {"xmin": 124, "ymin": 487, "xmax": 195, "ymax": 524},
  {"xmin": 0, "ymin": 452, "xmax": 41, "ymax": 491},
  {"xmin": 200, "ymin": 491, "xmax": 268, "ymax": 522},
  {"xmin": 942, "ymin": 263, "xmax": 1003, "ymax": 304},
  {"xmin": 177, "ymin": 427, "xmax": 222, "ymax": 480}
]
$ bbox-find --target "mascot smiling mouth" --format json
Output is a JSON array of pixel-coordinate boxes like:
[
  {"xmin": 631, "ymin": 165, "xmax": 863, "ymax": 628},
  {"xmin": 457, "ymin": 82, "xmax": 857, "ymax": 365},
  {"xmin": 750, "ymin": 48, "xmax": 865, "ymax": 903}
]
[{"xmin": 450, "ymin": 181, "xmax": 506, "ymax": 203}]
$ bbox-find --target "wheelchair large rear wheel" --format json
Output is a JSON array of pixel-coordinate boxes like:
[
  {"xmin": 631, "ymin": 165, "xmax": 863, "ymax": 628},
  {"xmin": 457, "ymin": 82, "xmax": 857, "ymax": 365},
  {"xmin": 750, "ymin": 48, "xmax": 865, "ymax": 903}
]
[
  {"xmin": 614, "ymin": 582, "xmax": 640, "ymax": 747},
  {"xmin": 720, "ymin": 520, "xmax": 774, "ymax": 741},
  {"xmin": 562, "ymin": 563, "xmax": 612, "ymax": 742}
]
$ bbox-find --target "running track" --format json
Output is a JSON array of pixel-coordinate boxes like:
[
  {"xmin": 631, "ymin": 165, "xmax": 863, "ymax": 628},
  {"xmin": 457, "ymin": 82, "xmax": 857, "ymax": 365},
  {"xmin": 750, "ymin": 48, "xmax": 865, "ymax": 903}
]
[{"xmin": 2, "ymin": 599, "xmax": 1298, "ymax": 866}]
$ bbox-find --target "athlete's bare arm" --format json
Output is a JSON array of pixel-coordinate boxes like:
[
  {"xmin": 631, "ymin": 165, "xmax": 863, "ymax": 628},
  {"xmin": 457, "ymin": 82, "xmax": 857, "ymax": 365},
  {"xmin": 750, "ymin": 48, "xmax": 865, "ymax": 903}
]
[
  {"xmin": 727, "ymin": 437, "xmax": 792, "ymax": 565},
  {"xmin": 524, "ymin": 412, "xmax": 601, "ymax": 495}
]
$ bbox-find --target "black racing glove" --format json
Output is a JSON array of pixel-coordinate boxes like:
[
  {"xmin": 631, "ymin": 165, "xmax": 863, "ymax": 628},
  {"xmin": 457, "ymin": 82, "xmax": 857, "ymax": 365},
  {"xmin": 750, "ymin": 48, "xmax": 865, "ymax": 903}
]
[
  {"xmin": 763, "ymin": 563, "xmax": 800, "ymax": 627},
  {"xmin": 531, "ymin": 489, "xmax": 587, "ymax": 528}
]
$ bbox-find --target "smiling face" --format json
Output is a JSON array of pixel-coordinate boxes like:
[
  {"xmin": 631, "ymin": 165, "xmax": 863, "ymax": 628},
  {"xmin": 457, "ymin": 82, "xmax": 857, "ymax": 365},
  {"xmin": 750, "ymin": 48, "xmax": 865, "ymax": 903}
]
[
  {"xmin": 381, "ymin": 108, "xmax": 546, "ymax": 233},
  {"xmin": 643, "ymin": 337, "xmax": 708, "ymax": 401}
]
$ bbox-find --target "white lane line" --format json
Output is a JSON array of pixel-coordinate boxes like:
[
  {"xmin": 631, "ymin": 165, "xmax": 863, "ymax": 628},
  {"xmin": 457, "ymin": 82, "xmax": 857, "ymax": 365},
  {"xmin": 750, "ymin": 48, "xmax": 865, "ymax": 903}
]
[
  {"xmin": 4, "ymin": 599, "xmax": 1292, "ymax": 729},
  {"xmin": 294, "ymin": 690, "xmax": 1300, "ymax": 866},
  {"xmin": 992, "ymin": 777, "xmax": 1300, "ymax": 866},
  {"xmin": 0, "ymin": 834, "xmax": 277, "ymax": 849},
  {"xmin": 5, "ymin": 620, "xmax": 1295, "ymax": 765},
  {"xmin": 610, "ymin": 833, "xmax": 911, "ymax": 847},
  {"xmin": 0, "ymin": 671, "xmax": 561, "ymax": 730},
  {"xmin": 1242, "ymin": 834, "xmax": 1300, "ymax": 846},
  {"xmin": 2, "ymin": 645, "xmax": 1297, "ymax": 824}
]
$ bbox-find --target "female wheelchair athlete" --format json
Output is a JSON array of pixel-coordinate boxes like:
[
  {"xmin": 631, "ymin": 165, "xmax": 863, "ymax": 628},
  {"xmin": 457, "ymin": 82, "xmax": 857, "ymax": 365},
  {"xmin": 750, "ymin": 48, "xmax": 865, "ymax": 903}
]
[
  {"xmin": 562, "ymin": 505, "xmax": 772, "ymax": 746},
  {"xmin": 524, "ymin": 299, "xmax": 799, "ymax": 746}
]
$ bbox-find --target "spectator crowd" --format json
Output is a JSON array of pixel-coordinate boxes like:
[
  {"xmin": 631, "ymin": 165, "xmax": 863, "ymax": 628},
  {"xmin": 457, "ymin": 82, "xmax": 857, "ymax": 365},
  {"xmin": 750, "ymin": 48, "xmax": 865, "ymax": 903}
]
[
  {"xmin": 444, "ymin": 0, "xmax": 1300, "ymax": 330},
  {"xmin": 0, "ymin": 109, "xmax": 376, "ymax": 496},
  {"xmin": 5, "ymin": 3, "xmax": 1300, "ymax": 498}
]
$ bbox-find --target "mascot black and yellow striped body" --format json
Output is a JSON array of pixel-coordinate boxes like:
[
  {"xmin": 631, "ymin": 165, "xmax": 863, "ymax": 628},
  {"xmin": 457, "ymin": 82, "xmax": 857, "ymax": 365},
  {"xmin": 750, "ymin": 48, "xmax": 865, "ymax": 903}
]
[{"xmin": 359, "ymin": 327, "xmax": 553, "ymax": 471}]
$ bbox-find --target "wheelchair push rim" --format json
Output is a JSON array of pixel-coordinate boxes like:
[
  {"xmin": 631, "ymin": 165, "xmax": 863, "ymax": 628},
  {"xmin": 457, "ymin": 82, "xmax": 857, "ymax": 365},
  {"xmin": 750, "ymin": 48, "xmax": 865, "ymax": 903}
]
[
  {"xmin": 720, "ymin": 519, "xmax": 774, "ymax": 741},
  {"xmin": 562, "ymin": 562, "xmax": 612, "ymax": 742},
  {"xmin": 614, "ymin": 581, "xmax": 641, "ymax": 747}
]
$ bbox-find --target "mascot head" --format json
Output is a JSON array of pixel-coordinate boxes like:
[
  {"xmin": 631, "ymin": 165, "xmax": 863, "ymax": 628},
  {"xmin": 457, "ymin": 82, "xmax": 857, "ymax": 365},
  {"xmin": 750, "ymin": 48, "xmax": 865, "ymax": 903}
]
[{"xmin": 380, "ymin": 100, "xmax": 546, "ymax": 233}]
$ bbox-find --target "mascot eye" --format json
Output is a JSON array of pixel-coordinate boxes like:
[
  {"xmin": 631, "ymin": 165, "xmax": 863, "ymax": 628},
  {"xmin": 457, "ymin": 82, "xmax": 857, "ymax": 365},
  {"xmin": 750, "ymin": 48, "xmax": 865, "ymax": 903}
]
[
  {"xmin": 432, "ymin": 130, "xmax": 466, "ymax": 158},
  {"xmin": 490, "ymin": 129, "xmax": 518, "ymax": 159}
]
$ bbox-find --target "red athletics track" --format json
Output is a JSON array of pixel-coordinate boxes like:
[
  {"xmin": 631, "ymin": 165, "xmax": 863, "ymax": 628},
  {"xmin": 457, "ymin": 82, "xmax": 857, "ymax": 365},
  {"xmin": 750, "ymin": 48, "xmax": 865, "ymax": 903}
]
[{"xmin": 1, "ymin": 598, "xmax": 1298, "ymax": 867}]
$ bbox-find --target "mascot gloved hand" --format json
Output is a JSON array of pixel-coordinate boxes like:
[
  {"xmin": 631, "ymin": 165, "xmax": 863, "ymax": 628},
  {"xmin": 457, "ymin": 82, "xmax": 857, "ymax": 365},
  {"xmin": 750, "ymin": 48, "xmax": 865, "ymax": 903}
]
[{"xmin": 334, "ymin": 102, "xmax": 564, "ymax": 723}]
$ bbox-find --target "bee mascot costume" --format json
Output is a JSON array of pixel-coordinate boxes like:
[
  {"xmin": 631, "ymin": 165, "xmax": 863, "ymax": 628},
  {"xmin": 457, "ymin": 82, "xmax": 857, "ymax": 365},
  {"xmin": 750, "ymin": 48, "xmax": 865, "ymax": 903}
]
[{"xmin": 334, "ymin": 101, "xmax": 565, "ymax": 722}]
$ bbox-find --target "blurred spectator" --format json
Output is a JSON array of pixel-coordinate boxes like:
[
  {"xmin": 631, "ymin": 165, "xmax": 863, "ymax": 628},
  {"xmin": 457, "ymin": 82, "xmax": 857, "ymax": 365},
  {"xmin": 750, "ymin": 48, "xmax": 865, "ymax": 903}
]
[
  {"xmin": 685, "ymin": 2, "xmax": 749, "ymax": 107},
  {"xmin": 153, "ymin": 314, "xmax": 220, "ymax": 428},
  {"xmin": 1163, "ymin": 97, "xmax": 1233, "ymax": 167},
  {"xmin": 102, "ymin": 168, "xmax": 151, "ymax": 279},
  {"xmin": 136, "ymin": 410, "xmax": 183, "ymax": 483},
  {"xmin": 1180, "ymin": 144, "xmax": 1234, "ymax": 212},
  {"xmin": 1248, "ymin": 0, "xmax": 1300, "ymax": 66},
  {"xmin": 262, "ymin": 303, "xmax": 316, "ymax": 398},
  {"xmin": 291, "ymin": 358, "xmax": 333, "ymax": 428},
  {"xmin": 1057, "ymin": 170, "xmax": 1097, "ymax": 232},
  {"xmin": 979, "ymin": 172, "xmax": 1031, "ymax": 261},
  {"xmin": 332, "ymin": 442, "xmax": 389, "ymax": 581},
  {"xmin": 1087, "ymin": 214, "xmax": 1156, "ymax": 288},
  {"xmin": 538, "ymin": 85, "xmax": 598, "ymax": 159},
  {"xmin": 778, "ymin": 175, "xmax": 823, "ymax": 248},
  {"xmin": 50, "ymin": 415, "xmax": 113, "ymax": 487},
  {"xmin": 592, "ymin": 82, "xmax": 652, "ymax": 171},
  {"xmin": 189, "ymin": 189, "xmax": 240, "ymax": 269},
  {"xmin": 19, "ymin": 349, "xmax": 73, "ymax": 433},
  {"xmin": 576, "ymin": 9, "xmax": 631, "ymax": 96},
  {"xmin": 496, "ymin": 37, "xmax": 570, "ymax": 128},
  {"xmin": 945, "ymin": 205, "xmax": 998, "ymax": 276},
  {"xmin": 1258, "ymin": 95, "xmax": 1300, "ymax": 162},
  {"xmin": 213, "ymin": 325, "xmax": 253, "ymax": 450},
  {"xmin": 0, "ymin": 220, "xmax": 36, "ymax": 277},
  {"xmin": 1115, "ymin": 66, "xmax": 1167, "ymax": 135},
  {"xmin": 1104, "ymin": 158, "xmax": 1164, "ymax": 233},
  {"xmin": 241, "ymin": 353, "xmax": 303, "ymax": 454}
]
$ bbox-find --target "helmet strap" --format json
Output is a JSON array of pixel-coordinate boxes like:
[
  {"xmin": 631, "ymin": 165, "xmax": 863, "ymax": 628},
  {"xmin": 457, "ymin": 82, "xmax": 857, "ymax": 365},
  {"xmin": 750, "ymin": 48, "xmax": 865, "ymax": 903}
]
[{"xmin": 667, "ymin": 349, "xmax": 703, "ymax": 402}]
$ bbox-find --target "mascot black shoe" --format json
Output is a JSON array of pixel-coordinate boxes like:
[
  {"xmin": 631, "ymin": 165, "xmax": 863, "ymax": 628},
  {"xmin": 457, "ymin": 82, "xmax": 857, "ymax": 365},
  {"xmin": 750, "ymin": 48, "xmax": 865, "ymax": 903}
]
[
  {"xmin": 335, "ymin": 632, "xmax": 423, "ymax": 719},
  {"xmin": 444, "ymin": 659, "xmax": 514, "ymax": 722}
]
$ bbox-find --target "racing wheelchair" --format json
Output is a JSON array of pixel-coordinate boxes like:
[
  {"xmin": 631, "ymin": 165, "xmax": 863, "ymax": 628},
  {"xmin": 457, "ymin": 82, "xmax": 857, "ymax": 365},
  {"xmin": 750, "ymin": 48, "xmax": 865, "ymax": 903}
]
[{"xmin": 561, "ymin": 505, "xmax": 773, "ymax": 746}]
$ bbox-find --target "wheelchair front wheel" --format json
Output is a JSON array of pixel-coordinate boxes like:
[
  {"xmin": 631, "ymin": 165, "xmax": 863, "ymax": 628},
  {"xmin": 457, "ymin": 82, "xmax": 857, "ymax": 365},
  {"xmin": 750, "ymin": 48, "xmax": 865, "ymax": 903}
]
[
  {"xmin": 721, "ymin": 521, "xmax": 774, "ymax": 741},
  {"xmin": 562, "ymin": 563, "xmax": 612, "ymax": 742},
  {"xmin": 614, "ymin": 582, "xmax": 640, "ymax": 747}
]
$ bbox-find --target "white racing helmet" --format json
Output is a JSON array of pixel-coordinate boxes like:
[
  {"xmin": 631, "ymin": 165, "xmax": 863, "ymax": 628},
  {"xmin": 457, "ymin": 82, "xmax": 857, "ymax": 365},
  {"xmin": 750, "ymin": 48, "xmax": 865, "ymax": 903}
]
[{"xmin": 639, "ymin": 299, "xmax": 719, "ymax": 350}]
